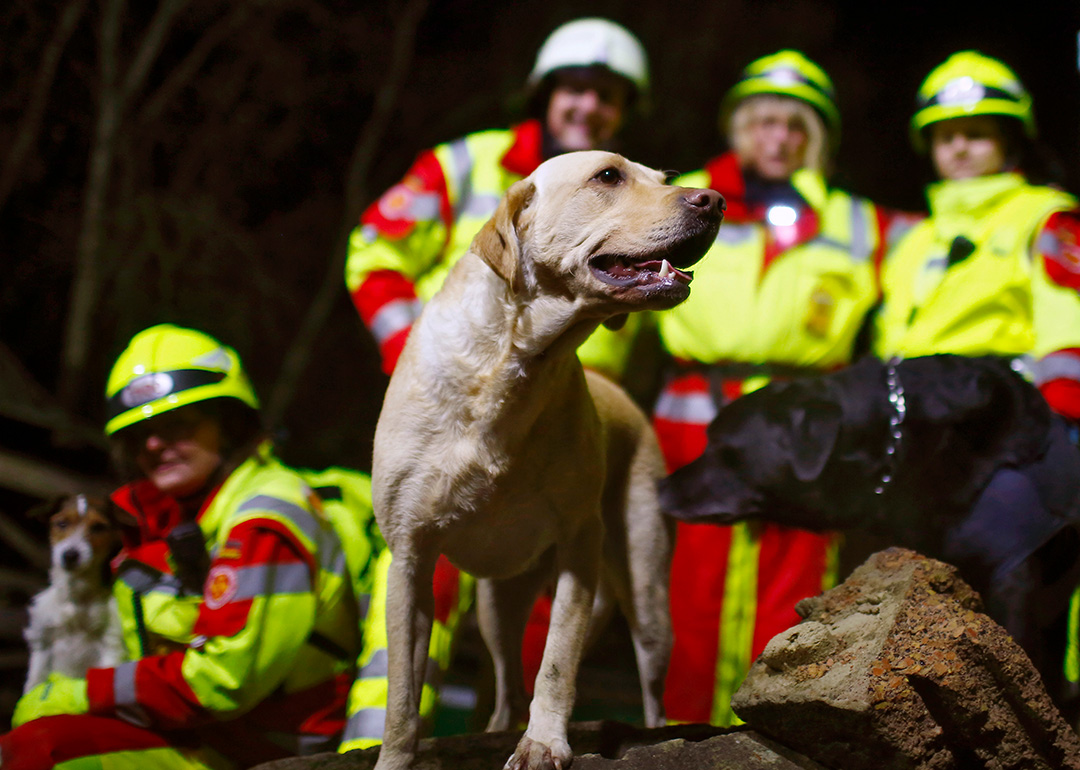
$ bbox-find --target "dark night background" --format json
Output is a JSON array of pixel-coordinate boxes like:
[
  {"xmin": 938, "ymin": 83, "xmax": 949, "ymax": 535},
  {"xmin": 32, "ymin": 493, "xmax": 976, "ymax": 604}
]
[
  {"xmin": 4, "ymin": 0, "xmax": 1080, "ymax": 475},
  {"xmin": 2, "ymin": 0, "xmax": 1080, "ymax": 731}
]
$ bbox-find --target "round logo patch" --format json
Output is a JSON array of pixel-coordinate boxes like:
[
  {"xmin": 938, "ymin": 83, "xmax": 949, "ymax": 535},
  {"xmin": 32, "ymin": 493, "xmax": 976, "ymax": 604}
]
[
  {"xmin": 377, "ymin": 183, "xmax": 417, "ymax": 221},
  {"xmin": 204, "ymin": 565, "xmax": 238, "ymax": 610}
]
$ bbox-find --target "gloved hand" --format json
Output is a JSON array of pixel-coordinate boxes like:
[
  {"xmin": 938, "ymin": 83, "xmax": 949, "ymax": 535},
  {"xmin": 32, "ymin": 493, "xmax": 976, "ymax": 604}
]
[{"xmin": 12, "ymin": 673, "xmax": 88, "ymax": 727}]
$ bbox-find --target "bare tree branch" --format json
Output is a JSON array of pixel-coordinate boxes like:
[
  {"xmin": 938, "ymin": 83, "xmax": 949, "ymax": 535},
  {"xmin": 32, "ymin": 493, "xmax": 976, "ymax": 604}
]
[
  {"xmin": 0, "ymin": 340, "xmax": 107, "ymax": 446},
  {"xmin": 0, "ymin": 610, "xmax": 32, "ymax": 643},
  {"xmin": 0, "ymin": 567, "xmax": 45, "ymax": 594},
  {"xmin": 0, "ymin": 651, "xmax": 31, "ymax": 669},
  {"xmin": 57, "ymin": 0, "xmax": 189, "ymax": 413},
  {"xmin": 138, "ymin": 0, "xmax": 267, "ymax": 126},
  {"xmin": 119, "ymin": 0, "xmax": 191, "ymax": 104},
  {"xmin": 0, "ymin": 0, "xmax": 88, "ymax": 213},
  {"xmin": 56, "ymin": 0, "xmax": 126, "ymax": 412},
  {"xmin": 264, "ymin": 0, "xmax": 429, "ymax": 427},
  {"xmin": 0, "ymin": 449, "xmax": 112, "ymax": 499},
  {"xmin": 0, "ymin": 510, "xmax": 49, "ymax": 570}
]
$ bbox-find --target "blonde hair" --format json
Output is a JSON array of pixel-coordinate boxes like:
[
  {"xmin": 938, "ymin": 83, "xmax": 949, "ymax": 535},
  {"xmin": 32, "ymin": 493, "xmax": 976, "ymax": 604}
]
[{"xmin": 728, "ymin": 95, "xmax": 830, "ymax": 175}]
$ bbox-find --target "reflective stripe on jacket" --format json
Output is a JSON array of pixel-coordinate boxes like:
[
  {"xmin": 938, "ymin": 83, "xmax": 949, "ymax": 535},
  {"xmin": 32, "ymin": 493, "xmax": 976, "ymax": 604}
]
[
  {"xmin": 339, "ymin": 549, "xmax": 474, "ymax": 752},
  {"xmin": 654, "ymin": 372, "xmax": 839, "ymax": 728},
  {"xmin": 297, "ymin": 466, "xmax": 384, "ymax": 629},
  {"xmin": 874, "ymin": 173, "xmax": 1079, "ymax": 361},
  {"xmin": 91, "ymin": 443, "xmax": 358, "ymax": 761},
  {"xmin": 654, "ymin": 154, "xmax": 875, "ymax": 727},
  {"xmin": 345, "ymin": 120, "xmax": 640, "ymax": 379}
]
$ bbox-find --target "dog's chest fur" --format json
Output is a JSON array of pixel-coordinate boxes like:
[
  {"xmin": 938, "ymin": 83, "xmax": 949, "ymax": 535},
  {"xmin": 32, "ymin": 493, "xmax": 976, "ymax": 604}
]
[
  {"xmin": 386, "ymin": 369, "xmax": 605, "ymax": 577},
  {"xmin": 375, "ymin": 261, "xmax": 608, "ymax": 577},
  {"xmin": 25, "ymin": 576, "xmax": 125, "ymax": 678}
]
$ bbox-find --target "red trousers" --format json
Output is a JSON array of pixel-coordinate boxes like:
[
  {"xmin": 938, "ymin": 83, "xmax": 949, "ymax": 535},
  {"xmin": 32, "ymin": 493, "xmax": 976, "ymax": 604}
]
[
  {"xmin": 654, "ymin": 372, "xmax": 836, "ymax": 725},
  {"xmin": 0, "ymin": 715, "xmax": 230, "ymax": 770}
]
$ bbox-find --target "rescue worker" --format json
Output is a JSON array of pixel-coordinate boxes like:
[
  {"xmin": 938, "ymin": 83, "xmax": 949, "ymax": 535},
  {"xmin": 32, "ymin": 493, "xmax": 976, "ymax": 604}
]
[
  {"xmin": 654, "ymin": 50, "xmax": 899, "ymax": 726},
  {"xmin": 873, "ymin": 51, "xmax": 1080, "ymax": 708},
  {"xmin": 345, "ymin": 15, "xmax": 649, "ymax": 379},
  {"xmin": 874, "ymin": 51, "xmax": 1080, "ymax": 415},
  {"xmin": 340, "ymin": 17, "xmax": 651, "ymax": 749},
  {"xmin": 2, "ymin": 324, "xmax": 365, "ymax": 769}
]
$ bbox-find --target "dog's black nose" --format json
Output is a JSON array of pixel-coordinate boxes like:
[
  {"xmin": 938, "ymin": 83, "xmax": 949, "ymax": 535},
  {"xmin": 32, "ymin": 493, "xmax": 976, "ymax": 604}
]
[{"xmin": 61, "ymin": 549, "xmax": 80, "ymax": 570}]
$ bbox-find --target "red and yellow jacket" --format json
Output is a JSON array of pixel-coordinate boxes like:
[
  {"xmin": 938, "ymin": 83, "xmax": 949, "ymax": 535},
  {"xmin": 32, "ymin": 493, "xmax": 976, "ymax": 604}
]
[
  {"xmin": 90, "ymin": 444, "xmax": 358, "ymax": 764},
  {"xmin": 655, "ymin": 154, "xmax": 901, "ymax": 727},
  {"xmin": 874, "ymin": 173, "xmax": 1080, "ymax": 420},
  {"xmin": 657, "ymin": 152, "xmax": 902, "ymax": 372},
  {"xmin": 345, "ymin": 119, "xmax": 640, "ymax": 379}
]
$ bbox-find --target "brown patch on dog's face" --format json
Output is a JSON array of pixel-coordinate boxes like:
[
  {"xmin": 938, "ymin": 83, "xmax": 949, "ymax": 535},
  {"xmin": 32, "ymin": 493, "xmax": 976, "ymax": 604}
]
[
  {"xmin": 523, "ymin": 151, "xmax": 724, "ymax": 312},
  {"xmin": 48, "ymin": 495, "xmax": 121, "ymax": 571}
]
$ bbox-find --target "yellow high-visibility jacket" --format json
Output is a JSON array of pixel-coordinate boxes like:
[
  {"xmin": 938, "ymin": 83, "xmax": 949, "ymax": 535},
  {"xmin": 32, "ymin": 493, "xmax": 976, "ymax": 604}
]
[
  {"xmin": 875, "ymin": 172, "xmax": 1080, "ymax": 362},
  {"xmin": 345, "ymin": 119, "xmax": 640, "ymax": 379},
  {"xmin": 660, "ymin": 158, "xmax": 885, "ymax": 368},
  {"xmin": 98, "ymin": 443, "xmax": 358, "ymax": 760}
]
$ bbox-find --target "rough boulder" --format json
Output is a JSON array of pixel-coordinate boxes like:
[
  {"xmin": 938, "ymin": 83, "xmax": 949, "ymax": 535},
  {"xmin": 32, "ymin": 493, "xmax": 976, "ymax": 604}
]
[{"xmin": 733, "ymin": 547, "xmax": 1080, "ymax": 770}]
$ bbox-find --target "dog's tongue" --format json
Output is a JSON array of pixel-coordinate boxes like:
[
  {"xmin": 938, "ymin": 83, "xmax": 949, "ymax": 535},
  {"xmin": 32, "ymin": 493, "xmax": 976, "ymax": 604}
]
[{"xmin": 592, "ymin": 255, "xmax": 694, "ymax": 288}]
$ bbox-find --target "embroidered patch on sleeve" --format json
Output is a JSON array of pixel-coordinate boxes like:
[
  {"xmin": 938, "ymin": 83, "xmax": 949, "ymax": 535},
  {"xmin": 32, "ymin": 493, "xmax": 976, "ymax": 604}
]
[
  {"xmin": 1039, "ymin": 211, "xmax": 1080, "ymax": 290},
  {"xmin": 204, "ymin": 565, "xmax": 239, "ymax": 610}
]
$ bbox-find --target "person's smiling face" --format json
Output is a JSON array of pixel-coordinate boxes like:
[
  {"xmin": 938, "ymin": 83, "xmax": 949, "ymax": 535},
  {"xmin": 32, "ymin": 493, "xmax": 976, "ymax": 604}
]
[
  {"xmin": 127, "ymin": 406, "xmax": 224, "ymax": 499},
  {"xmin": 545, "ymin": 67, "xmax": 631, "ymax": 152}
]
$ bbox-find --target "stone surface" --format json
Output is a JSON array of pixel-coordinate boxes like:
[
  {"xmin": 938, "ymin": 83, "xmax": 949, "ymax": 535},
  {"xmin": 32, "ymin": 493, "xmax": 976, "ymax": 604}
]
[
  {"xmin": 733, "ymin": 547, "xmax": 1080, "ymax": 770},
  {"xmin": 251, "ymin": 722, "xmax": 827, "ymax": 770}
]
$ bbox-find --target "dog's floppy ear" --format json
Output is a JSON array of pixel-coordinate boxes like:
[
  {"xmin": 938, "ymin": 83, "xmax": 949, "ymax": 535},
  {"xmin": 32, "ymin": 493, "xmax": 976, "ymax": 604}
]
[
  {"xmin": 788, "ymin": 399, "xmax": 841, "ymax": 482},
  {"xmin": 472, "ymin": 179, "xmax": 535, "ymax": 293}
]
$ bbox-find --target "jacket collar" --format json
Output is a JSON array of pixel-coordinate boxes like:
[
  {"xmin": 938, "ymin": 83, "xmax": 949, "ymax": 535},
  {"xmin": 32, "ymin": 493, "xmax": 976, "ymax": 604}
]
[
  {"xmin": 111, "ymin": 475, "xmax": 223, "ymax": 548},
  {"xmin": 927, "ymin": 172, "xmax": 1027, "ymax": 218},
  {"xmin": 501, "ymin": 119, "xmax": 545, "ymax": 177},
  {"xmin": 703, "ymin": 152, "xmax": 827, "ymax": 220},
  {"xmin": 704, "ymin": 152, "xmax": 825, "ymax": 263}
]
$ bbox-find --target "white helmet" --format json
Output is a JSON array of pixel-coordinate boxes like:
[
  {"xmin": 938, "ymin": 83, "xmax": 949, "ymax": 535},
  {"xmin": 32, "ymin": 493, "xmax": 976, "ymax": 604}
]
[{"xmin": 528, "ymin": 18, "xmax": 649, "ymax": 96}]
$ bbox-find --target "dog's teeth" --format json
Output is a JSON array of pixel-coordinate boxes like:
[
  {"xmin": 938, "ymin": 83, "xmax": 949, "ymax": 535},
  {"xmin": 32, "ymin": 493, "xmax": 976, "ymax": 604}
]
[{"xmin": 659, "ymin": 259, "xmax": 671, "ymax": 278}]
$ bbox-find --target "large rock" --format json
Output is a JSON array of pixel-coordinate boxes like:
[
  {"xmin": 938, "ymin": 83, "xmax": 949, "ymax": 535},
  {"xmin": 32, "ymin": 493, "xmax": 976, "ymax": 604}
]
[
  {"xmin": 733, "ymin": 547, "xmax": 1080, "ymax": 770},
  {"xmin": 252, "ymin": 722, "xmax": 827, "ymax": 770}
]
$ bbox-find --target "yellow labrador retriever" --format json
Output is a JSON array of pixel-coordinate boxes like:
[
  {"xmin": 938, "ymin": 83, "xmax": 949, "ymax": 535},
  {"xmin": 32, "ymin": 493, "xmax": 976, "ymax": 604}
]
[{"xmin": 372, "ymin": 151, "xmax": 723, "ymax": 770}]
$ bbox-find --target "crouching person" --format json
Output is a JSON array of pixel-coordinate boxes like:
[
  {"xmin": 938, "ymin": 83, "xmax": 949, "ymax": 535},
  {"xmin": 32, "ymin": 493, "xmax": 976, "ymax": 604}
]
[{"xmin": 1, "ymin": 324, "xmax": 360, "ymax": 770}]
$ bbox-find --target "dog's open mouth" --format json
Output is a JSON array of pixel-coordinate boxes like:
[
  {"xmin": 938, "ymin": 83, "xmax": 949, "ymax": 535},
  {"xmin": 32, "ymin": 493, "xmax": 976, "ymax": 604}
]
[
  {"xmin": 589, "ymin": 254, "xmax": 693, "ymax": 287},
  {"xmin": 588, "ymin": 228, "xmax": 715, "ymax": 289}
]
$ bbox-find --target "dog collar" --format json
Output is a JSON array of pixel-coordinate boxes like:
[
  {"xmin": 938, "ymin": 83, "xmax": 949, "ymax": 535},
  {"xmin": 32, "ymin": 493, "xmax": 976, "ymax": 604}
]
[{"xmin": 874, "ymin": 358, "xmax": 907, "ymax": 496}]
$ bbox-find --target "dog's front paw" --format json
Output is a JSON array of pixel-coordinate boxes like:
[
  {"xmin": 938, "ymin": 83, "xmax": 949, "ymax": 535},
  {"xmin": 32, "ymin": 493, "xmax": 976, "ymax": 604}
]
[{"xmin": 504, "ymin": 735, "xmax": 572, "ymax": 770}]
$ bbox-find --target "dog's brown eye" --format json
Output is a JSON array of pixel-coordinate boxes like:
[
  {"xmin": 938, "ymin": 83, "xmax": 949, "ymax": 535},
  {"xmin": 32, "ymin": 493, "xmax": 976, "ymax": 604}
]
[{"xmin": 593, "ymin": 167, "xmax": 623, "ymax": 185}]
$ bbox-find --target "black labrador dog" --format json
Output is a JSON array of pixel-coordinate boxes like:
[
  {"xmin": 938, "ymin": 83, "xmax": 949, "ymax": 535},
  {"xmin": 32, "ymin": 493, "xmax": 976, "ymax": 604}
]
[{"xmin": 661, "ymin": 354, "xmax": 1080, "ymax": 700}]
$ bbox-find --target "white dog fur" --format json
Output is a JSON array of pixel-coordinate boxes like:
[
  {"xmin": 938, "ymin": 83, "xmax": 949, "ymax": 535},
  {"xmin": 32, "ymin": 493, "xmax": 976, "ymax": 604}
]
[
  {"xmin": 24, "ymin": 494, "xmax": 126, "ymax": 693},
  {"xmin": 372, "ymin": 151, "xmax": 723, "ymax": 770}
]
